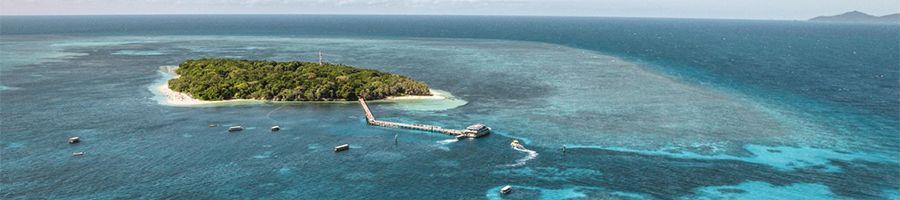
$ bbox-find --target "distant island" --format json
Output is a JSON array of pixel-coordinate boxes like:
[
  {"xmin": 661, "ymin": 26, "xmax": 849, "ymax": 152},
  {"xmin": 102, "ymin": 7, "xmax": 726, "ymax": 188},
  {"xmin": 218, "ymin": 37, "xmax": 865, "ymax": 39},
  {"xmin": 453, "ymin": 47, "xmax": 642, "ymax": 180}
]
[
  {"xmin": 167, "ymin": 58, "xmax": 431, "ymax": 101},
  {"xmin": 809, "ymin": 11, "xmax": 899, "ymax": 24}
]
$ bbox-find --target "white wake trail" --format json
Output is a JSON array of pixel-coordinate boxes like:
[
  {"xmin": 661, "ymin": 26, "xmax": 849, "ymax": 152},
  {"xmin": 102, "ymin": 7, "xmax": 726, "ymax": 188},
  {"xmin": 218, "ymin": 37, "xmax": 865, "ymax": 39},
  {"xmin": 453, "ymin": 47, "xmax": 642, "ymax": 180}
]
[
  {"xmin": 504, "ymin": 146, "xmax": 539, "ymax": 167},
  {"xmin": 265, "ymin": 105, "xmax": 286, "ymax": 123},
  {"xmin": 436, "ymin": 138, "xmax": 458, "ymax": 145}
]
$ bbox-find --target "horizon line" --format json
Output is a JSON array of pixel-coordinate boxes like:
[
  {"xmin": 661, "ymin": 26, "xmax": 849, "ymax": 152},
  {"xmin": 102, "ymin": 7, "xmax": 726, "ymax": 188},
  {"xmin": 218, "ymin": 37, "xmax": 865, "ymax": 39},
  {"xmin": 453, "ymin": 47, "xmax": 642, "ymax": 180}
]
[{"xmin": 0, "ymin": 13, "xmax": 814, "ymax": 21}]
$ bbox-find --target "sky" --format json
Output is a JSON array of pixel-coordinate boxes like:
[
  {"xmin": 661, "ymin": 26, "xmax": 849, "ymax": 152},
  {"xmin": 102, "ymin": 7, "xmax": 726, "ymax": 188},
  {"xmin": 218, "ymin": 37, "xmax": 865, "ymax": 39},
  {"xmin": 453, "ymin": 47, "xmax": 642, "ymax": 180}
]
[{"xmin": 2, "ymin": 0, "xmax": 899, "ymax": 20}]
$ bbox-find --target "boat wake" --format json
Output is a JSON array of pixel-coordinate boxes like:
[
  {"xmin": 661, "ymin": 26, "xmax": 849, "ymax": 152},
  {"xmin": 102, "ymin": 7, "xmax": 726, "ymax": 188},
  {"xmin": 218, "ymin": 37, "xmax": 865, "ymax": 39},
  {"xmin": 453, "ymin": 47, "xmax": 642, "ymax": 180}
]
[
  {"xmin": 503, "ymin": 146, "xmax": 539, "ymax": 167},
  {"xmin": 433, "ymin": 138, "xmax": 458, "ymax": 151},
  {"xmin": 437, "ymin": 138, "xmax": 458, "ymax": 145},
  {"xmin": 266, "ymin": 105, "xmax": 286, "ymax": 123}
]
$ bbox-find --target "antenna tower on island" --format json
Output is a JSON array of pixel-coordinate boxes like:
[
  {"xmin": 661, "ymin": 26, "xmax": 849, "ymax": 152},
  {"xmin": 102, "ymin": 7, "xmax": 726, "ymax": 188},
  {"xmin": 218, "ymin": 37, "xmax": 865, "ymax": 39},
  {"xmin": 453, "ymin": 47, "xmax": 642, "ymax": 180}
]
[{"xmin": 318, "ymin": 51, "xmax": 323, "ymax": 65}]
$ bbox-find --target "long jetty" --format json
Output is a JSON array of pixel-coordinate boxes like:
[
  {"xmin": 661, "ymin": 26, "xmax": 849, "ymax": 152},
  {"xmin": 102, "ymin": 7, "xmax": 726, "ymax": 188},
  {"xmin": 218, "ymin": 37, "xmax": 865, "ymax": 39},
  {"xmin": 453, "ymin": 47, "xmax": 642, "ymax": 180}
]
[{"xmin": 358, "ymin": 98, "xmax": 487, "ymax": 137}]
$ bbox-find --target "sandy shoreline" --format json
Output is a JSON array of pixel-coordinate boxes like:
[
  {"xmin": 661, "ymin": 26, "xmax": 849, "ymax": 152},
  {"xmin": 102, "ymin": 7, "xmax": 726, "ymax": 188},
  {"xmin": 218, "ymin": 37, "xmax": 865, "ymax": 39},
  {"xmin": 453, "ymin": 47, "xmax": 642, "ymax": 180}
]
[{"xmin": 150, "ymin": 66, "xmax": 457, "ymax": 107}]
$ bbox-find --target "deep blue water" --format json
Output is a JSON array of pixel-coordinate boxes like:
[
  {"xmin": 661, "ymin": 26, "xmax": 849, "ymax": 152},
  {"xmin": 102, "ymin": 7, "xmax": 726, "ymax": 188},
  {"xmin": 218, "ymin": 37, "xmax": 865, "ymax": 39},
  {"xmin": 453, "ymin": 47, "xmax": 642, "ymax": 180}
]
[{"xmin": 1, "ymin": 15, "xmax": 898, "ymax": 199}]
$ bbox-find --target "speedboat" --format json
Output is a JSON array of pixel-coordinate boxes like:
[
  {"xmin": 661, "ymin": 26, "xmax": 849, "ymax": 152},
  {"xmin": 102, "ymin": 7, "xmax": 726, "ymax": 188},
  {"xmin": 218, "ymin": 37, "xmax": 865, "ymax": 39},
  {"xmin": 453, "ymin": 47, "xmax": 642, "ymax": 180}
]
[
  {"xmin": 510, "ymin": 140, "xmax": 524, "ymax": 149},
  {"xmin": 455, "ymin": 135, "xmax": 468, "ymax": 140}
]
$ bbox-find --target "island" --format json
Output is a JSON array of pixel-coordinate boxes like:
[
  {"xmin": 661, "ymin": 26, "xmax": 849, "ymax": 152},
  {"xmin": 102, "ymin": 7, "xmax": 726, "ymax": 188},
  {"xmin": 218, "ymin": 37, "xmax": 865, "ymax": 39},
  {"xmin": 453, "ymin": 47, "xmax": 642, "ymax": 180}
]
[
  {"xmin": 167, "ymin": 58, "xmax": 432, "ymax": 101},
  {"xmin": 809, "ymin": 11, "xmax": 899, "ymax": 24}
]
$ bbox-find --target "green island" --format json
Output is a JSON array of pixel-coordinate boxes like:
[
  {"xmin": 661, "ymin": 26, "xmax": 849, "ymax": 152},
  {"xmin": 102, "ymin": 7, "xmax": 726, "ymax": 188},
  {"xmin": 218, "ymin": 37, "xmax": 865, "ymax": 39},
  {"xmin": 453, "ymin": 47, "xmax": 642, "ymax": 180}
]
[{"xmin": 167, "ymin": 58, "xmax": 431, "ymax": 101}]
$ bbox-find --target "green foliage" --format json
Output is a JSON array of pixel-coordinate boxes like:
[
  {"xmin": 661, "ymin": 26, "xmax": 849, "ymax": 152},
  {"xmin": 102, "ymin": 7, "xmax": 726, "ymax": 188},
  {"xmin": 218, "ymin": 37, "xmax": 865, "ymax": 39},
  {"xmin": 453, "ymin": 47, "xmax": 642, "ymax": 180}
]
[{"xmin": 168, "ymin": 58, "xmax": 431, "ymax": 101}]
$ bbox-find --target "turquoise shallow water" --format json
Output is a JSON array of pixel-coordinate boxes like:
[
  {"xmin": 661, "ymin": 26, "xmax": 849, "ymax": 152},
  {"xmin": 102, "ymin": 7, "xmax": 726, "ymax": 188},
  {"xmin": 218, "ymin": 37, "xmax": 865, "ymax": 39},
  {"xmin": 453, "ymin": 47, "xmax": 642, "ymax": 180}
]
[{"xmin": 1, "ymin": 16, "xmax": 898, "ymax": 199}]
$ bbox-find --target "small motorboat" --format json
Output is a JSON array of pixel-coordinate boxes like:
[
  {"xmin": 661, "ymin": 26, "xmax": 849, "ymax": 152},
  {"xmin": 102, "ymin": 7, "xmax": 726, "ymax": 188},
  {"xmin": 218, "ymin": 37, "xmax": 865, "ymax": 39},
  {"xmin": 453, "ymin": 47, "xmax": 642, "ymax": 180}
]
[
  {"xmin": 72, "ymin": 152, "xmax": 85, "ymax": 156},
  {"xmin": 68, "ymin": 137, "xmax": 80, "ymax": 144},
  {"xmin": 500, "ymin": 185, "xmax": 512, "ymax": 195},
  {"xmin": 208, "ymin": 124, "xmax": 217, "ymax": 127},
  {"xmin": 228, "ymin": 126, "xmax": 244, "ymax": 132},
  {"xmin": 510, "ymin": 140, "xmax": 524, "ymax": 149},
  {"xmin": 334, "ymin": 144, "xmax": 350, "ymax": 152},
  {"xmin": 271, "ymin": 126, "xmax": 281, "ymax": 132},
  {"xmin": 455, "ymin": 135, "xmax": 468, "ymax": 140}
]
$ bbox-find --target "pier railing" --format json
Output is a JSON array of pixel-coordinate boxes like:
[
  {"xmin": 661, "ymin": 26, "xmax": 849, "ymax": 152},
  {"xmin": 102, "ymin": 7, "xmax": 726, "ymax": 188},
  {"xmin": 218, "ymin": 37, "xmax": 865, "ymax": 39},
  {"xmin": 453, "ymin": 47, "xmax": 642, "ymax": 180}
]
[{"xmin": 358, "ymin": 98, "xmax": 468, "ymax": 136}]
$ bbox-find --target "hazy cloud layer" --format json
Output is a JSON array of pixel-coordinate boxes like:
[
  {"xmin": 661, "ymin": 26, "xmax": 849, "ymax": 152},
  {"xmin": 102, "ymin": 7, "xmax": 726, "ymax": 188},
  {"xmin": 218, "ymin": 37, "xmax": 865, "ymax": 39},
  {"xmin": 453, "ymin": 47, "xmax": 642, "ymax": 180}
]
[{"xmin": 2, "ymin": 0, "xmax": 898, "ymax": 20}]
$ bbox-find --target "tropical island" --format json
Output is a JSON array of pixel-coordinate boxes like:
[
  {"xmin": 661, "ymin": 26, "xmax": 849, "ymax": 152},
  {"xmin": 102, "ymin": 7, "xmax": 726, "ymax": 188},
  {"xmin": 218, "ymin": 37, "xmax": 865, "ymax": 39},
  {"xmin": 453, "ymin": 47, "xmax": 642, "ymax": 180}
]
[{"xmin": 167, "ymin": 58, "xmax": 432, "ymax": 101}]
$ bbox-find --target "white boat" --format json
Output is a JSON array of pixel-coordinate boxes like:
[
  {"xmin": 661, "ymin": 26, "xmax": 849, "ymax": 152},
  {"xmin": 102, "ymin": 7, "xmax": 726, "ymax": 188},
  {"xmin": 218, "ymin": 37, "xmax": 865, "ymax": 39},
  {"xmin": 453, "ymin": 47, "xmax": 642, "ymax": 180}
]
[
  {"xmin": 68, "ymin": 137, "xmax": 80, "ymax": 144},
  {"xmin": 228, "ymin": 126, "xmax": 244, "ymax": 132},
  {"xmin": 334, "ymin": 144, "xmax": 350, "ymax": 152},
  {"xmin": 455, "ymin": 135, "xmax": 468, "ymax": 140},
  {"xmin": 72, "ymin": 152, "xmax": 85, "ymax": 156},
  {"xmin": 271, "ymin": 126, "xmax": 281, "ymax": 132},
  {"xmin": 510, "ymin": 140, "xmax": 524, "ymax": 149},
  {"xmin": 463, "ymin": 123, "xmax": 491, "ymax": 138},
  {"xmin": 500, "ymin": 185, "xmax": 512, "ymax": 195}
]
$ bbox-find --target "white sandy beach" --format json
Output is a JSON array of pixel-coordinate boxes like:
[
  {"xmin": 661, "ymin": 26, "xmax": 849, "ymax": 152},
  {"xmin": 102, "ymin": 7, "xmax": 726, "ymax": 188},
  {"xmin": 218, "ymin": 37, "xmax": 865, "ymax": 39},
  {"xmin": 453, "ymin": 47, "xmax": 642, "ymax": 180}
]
[{"xmin": 151, "ymin": 66, "xmax": 460, "ymax": 108}]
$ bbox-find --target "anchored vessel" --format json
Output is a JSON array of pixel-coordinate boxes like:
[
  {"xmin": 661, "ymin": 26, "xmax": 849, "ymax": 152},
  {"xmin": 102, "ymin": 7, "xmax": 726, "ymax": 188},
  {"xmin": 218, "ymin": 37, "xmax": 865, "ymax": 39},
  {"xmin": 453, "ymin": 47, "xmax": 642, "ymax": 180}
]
[
  {"xmin": 334, "ymin": 144, "xmax": 350, "ymax": 152},
  {"xmin": 500, "ymin": 185, "xmax": 513, "ymax": 194},
  {"xmin": 228, "ymin": 126, "xmax": 244, "ymax": 132},
  {"xmin": 358, "ymin": 98, "xmax": 490, "ymax": 138},
  {"xmin": 68, "ymin": 137, "xmax": 80, "ymax": 144}
]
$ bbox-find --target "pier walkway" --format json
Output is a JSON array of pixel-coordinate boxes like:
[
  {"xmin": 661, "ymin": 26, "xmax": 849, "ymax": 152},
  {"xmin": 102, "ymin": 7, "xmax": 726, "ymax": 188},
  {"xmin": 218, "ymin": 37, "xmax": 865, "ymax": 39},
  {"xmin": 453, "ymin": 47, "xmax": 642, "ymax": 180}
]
[{"xmin": 357, "ymin": 98, "xmax": 489, "ymax": 138}]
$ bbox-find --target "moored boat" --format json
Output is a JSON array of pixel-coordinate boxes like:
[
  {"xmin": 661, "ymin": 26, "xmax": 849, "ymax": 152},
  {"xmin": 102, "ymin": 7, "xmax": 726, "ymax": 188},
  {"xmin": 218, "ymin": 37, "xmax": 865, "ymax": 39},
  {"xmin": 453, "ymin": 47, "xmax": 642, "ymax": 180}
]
[
  {"xmin": 72, "ymin": 152, "xmax": 85, "ymax": 156},
  {"xmin": 228, "ymin": 126, "xmax": 244, "ymax": 132},
  {"xmin": 463, "ymin": 123, "xmax": 491, "ymax": 138},
  {"xmin": 455, "ymin": 135, "xmax": 468, "ymax": 140},
  {"xmin": 334, "ymin": 144, "xmax": 350, "ymax": 152},
  {"xmin": 68, "ymin": 137, "xmax": 80, "ymax": 144},
  {"xmin": 500, "ymin": 185, "xmax": 512, "ymax": 195}
]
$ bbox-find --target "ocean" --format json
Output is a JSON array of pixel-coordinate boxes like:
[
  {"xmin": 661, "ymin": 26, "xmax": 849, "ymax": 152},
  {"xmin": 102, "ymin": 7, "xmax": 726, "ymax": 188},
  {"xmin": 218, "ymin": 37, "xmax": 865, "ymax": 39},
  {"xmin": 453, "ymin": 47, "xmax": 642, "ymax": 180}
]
[{"xmin": 1, "ymin": 15, "xmax": 898, "ymax": 199}]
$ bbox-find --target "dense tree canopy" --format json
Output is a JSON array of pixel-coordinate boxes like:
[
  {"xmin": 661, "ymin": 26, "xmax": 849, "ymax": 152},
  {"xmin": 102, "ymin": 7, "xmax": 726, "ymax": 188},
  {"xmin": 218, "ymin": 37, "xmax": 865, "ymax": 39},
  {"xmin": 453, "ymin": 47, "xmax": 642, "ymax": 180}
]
[{"xmin": 168, "ymin": 58, "xmax": 431, "ymax": 101}]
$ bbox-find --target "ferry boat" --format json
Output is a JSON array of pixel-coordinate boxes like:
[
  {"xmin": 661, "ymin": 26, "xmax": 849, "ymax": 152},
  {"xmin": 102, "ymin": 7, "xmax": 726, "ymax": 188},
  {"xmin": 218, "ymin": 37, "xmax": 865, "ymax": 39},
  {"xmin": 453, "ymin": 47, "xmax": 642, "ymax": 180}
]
[
  {"xmin": 500, "ymin": 185, "xmax": 512, "ymax": 195},
  {"xmin": 228, "ymin": 126, "xmax": 244, "ymax": 132},
  {"xmin": 463, "ymin": 123, "xmax": 491, "ymax": 138},
  {"xmin": 334, "ymin": 144, "xmax": 350, "ymax": 152}
]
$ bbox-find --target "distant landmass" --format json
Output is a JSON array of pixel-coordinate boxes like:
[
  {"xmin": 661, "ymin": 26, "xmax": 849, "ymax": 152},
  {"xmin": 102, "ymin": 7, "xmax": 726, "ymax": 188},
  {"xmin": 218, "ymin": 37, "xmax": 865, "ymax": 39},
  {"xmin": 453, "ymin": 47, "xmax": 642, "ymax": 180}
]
[{"xmin": 809, "ymin": 11, "xmax": 899, "ymax": 24}]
